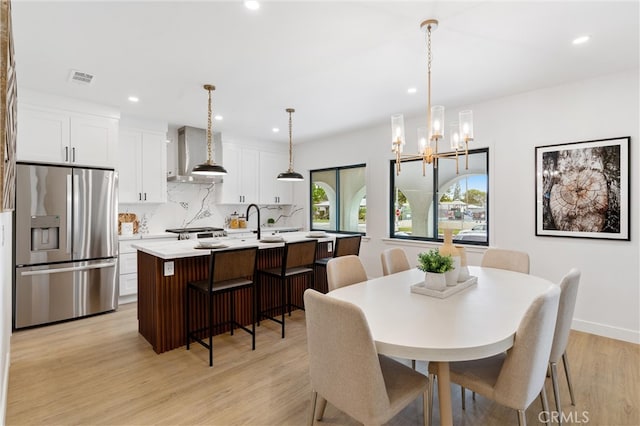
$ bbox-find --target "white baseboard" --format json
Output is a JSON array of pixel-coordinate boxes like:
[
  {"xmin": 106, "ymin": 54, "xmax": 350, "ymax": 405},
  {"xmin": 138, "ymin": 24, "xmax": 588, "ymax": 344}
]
[
  {"xmin": 572, "ymin": 319, "xmax": 640, "ymax": 344},
  {"xmin": 118, "ymin": 295, "xmax": 137, "ymax": 306},
  {"xmin": 1, "ymin": 352, "xmax": 10, "ymax": 426}
]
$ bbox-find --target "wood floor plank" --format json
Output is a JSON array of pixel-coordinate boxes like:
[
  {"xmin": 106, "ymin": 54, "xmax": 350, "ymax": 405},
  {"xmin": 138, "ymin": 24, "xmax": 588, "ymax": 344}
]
[{"xmin": 6, "ymin": 303, "xmax": 639, "ymax": 425}]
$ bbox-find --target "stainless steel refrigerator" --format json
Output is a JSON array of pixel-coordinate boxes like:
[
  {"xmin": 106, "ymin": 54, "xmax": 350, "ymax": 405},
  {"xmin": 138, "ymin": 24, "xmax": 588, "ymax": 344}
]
[{"xmin": 14, "ymin": 162, "xmax": 118, "ymax": 329}]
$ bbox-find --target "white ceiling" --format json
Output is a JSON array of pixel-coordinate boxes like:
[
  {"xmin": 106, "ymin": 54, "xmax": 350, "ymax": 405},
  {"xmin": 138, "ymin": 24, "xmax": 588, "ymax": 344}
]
[{"xmin": 10, "ymin": 1, "xmax": 639, "ymax": 144}]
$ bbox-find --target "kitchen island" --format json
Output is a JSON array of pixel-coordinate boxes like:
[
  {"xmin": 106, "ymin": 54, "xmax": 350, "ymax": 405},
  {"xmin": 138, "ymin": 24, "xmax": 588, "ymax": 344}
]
[{"xmin": 132, "ymin": 232, "xmax": 334, "ymax": 353}]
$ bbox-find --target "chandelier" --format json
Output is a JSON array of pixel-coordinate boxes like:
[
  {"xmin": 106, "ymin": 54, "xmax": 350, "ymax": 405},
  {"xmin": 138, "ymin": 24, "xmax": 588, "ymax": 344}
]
[
  {"xmin": 193, "ymin": 84, "xmax": 228, "ymax": 176},
  {"xmin": 391, "ymin": 19, "xmax": 474, "ymax": 176},
  {"xmin": 277, "ymin": 108, "xmax": 304, "ymax": 181}
]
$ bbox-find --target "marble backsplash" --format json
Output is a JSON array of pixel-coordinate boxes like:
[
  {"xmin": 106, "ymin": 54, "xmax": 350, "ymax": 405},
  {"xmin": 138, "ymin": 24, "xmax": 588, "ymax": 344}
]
[{"xmin": 120, "ymin": 182, "xmax": 304, "ymax": 234}]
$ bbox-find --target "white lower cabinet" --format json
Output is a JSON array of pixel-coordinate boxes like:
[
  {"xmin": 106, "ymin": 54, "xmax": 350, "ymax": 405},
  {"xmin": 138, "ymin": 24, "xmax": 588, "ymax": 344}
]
[
  {"xmin": 118, "ymin": 240, "xmax": 139, "ymax": 304},
  {"xmin": 119, "ymin": 273, "xmax": 139, "ymax": 300},
  {"xmin": 118, "ymin": 237, "xmax": 175, "ymax": 304}
]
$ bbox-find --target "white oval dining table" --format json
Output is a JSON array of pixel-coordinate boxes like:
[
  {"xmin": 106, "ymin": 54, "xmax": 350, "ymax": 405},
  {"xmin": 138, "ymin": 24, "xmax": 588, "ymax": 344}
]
[{"xmin": 327, "ymin": 265, "xmax": 555, "ymax": 426}]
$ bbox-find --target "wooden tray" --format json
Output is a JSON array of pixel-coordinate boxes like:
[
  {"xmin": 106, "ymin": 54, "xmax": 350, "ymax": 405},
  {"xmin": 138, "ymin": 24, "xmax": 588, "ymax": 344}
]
[
  {"xmin": 411, "ymin": 276, "xmax": 477, "ymax": 299},
  {"xmin": 118, "ymin": 213, "xmax": 139, "ymax": 235}
]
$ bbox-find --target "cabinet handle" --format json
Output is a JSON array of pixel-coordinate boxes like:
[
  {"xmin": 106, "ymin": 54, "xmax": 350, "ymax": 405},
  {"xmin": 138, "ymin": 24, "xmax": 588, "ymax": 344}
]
[
  {"xmin": 65, "ymin": 146, "xmax": 69, "ymax": 162},
  {"xmin": 72, "ymin": 147, "xmax": 76, "ymax": 162},
  {"xmin": 139, "ymin": 193, "xmax": 142, "ymax": 201},
  {"xmin": 144, "ymin": 193, "xmax": 147, "ymax": 201}
]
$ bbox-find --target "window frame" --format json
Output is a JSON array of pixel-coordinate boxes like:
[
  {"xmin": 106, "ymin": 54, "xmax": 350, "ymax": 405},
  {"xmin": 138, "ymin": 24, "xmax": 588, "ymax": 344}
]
[
  {"xmin": 389, "ymin": 148, "xmax": 489, "ymax": 245},
  {"xmin": 309, "ymin": 163, "xmax": 367, "ymax": 235}
]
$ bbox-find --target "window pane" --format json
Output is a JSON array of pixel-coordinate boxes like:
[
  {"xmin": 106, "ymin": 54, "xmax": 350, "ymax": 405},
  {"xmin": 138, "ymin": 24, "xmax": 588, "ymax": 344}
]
[
  {"xmin": 390, "ymin": 149, "xmax": 488, "ymax": 245},
  {"xmin": 392, "ymin": 160, "xmax": 435, "ymax": 238},
  {"xmin": 310, "ymin": 164, "xmax": 366, "ymax": 233},
  {"xmin": 437, "ymin": 152, "xmax": 488, "ymax": 244},
  {"xmin": 311, "ymin": 170, "xmax": 336, "ymax": 231},
  {"xmin": 339, "ymin": 167, "xmax": 366, "ymax": 233}
]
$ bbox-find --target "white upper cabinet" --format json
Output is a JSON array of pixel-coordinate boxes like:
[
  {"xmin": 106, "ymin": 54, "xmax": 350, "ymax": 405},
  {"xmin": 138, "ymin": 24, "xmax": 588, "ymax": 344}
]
[
  {"xmin": 69, "ymin": 114, "xmax": 118, "ymax": 167},
  {"xmin": 16, "ymin": 108, "xmax": 70, "ymax": 164},
  {"xmin": 17, "ymin": 107, "xmax": 118, "ymax": 168},
  {"xmin": 16, "ymin": 91, "xmax": 119, "ymax": 168},
  {"xmin": 259, "ymin": 151, "xmax": 293, "ymax": 205},
  {"xmin": 218, "ymin": 143, "xmax": 259, "ymax": 204},
  {"xmin": 118, "ymin": 127, "xmax": 167, "ymax": 203}
]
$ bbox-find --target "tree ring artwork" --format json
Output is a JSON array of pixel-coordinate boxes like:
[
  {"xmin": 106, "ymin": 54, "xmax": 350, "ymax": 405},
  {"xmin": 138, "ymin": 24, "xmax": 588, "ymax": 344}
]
[{"xmin": 536, "ymin": 137, "xmax": 629, "ymax": 240}]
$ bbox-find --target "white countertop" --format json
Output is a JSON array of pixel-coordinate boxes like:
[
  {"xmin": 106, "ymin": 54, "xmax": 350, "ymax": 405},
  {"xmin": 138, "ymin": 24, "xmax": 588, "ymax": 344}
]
[
  {"xmin": 131, "ymin": 231, "xmax": 334, "ymax": 259},
  {"xmin": 119, "ymin": 232, "xmax": 176, "ymax": 241},
  {"xmin": 225, "ymin": 226, "xmax": 300, "ymax": 233}
]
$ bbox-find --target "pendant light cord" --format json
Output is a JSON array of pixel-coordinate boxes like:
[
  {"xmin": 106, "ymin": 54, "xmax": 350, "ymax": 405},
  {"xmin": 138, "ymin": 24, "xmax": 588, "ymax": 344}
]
[
  {"xmin": 288, "ymin": 108, "xmax": 294, "ymax": 172},
  {"xmin": 427, "ymin": 23, "xmax": 432, "ymax": 143},
  {"xmin": 206, "ymin": 85, "xmax": 214, "ymax": 165}
]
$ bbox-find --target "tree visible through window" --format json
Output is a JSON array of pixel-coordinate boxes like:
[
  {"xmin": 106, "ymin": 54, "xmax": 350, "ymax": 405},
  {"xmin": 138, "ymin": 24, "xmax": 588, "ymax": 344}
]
[{"xmin": 311, "ymin": 164, "xmax": 366, "ymax": 234}]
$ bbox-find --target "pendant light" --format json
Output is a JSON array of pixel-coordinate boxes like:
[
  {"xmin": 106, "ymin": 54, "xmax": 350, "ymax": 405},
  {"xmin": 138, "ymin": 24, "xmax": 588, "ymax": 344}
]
[
  {"xmin": 277, "ymin": 108, "xmax": 304, "ymax": 181},
  {"xmin": 192, "ymin": 84, "xmax": 227, "ymax": 176},
  {"xmin": 391, "ymin": 19, "xmax": 474, "ymax": 176}
]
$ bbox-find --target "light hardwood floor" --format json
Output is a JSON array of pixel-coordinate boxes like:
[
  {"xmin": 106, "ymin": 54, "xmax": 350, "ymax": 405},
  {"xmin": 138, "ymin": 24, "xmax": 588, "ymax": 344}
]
[{"xmin": 6, "ymin": 303, "xmax": 639, "ymax": 425}]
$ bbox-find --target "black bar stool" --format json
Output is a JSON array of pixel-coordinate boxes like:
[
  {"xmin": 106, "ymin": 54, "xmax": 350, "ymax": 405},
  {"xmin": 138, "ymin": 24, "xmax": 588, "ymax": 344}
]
[
  {"xmin": 185, "ymin": 246, "xmax": 258, "ymax": 367},
  {"xmin": 315, "ymin": 234, "xmax": 362, "ymax": 292},
  {"xmin": 258, "ymin": 239, "xmax": 317, "ymax": 338}
]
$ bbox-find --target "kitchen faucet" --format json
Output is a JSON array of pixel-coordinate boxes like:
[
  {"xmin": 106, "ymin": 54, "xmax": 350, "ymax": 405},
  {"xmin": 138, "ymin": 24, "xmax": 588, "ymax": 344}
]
[{"xmin": 246, "ymin": 204, "xmax": 261, "ymax": 240}]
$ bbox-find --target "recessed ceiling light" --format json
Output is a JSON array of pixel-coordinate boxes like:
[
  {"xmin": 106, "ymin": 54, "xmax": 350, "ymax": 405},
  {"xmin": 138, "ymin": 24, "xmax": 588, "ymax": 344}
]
[
  {"xmin": 214, "ymin": 115, "xmax": 223, "ymax": 121},
  {"xmin": 244, "ymin": 1, "xmax": 260, "ymax": 11},
  {"xmin": 407, "ymin": 87, "xmax": 417, "ymax": 94},
  {"xmin": 128, "ymin": 96, "xmax": 139, "ymax": 102},
  {"xmin": 272, "ymin": 127, "xmax": 280, "ymax": 133},
  {"xmin": 572, "ymin": 35, "xmax": 590, "ymax": 45}
]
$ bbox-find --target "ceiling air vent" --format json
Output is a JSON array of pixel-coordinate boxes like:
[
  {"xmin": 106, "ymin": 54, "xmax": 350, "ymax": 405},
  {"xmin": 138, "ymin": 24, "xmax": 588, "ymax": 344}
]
[{"xmin": 68, "ymin": 69, "xmax": 95, "ymax": 85}]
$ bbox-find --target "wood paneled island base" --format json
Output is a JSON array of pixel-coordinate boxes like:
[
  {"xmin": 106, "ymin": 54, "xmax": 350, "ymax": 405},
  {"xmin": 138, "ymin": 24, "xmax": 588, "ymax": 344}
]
[{"xmin": 137, "ymin": 243, "xmax": 331, "ymax": 354}]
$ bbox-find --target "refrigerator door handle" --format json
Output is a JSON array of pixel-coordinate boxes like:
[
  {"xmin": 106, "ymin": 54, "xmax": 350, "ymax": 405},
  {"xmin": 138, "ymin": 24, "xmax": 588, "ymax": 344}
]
[
  {"xmin": 73, "ymin": 173, "xmax": 80, "ymax": 257},
  {"xmin": 20, "ymin": 261, "xmax": 117, "ymax": 276},
  {"xmin": 66, "ymin": 174, "xmax": 72, "ymax": 254}
]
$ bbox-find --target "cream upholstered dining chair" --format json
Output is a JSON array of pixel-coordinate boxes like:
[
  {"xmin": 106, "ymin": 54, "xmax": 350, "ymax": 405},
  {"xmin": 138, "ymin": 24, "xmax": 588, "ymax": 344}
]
[
  {"xmin": 428, "ymin": 284, "xmax": 560, "ymax": 426},
  {"xmin": 326, "ymin": 255, "xmax": 367, "ymax": 292},
  {"xmin": 379, "ymin": 247, "xmax": 418, "ymax": 368},
  {"xmin": 481, "ymin": 248, "xmax": 530, "ymax": 274},
  {"xmin": 463, "ymin": 247, "xmax": 531, "ymax": 403},
  {"xmin": 548, "ymin": 268, "xmax": 581, "ymax": 422},
  {"xmin": 304, "ymin": 289, "xmax": 429, "ymax": 426},
  {"xmin": 380, "ymin": 247, "xmax": 411, "ymax": 276}
]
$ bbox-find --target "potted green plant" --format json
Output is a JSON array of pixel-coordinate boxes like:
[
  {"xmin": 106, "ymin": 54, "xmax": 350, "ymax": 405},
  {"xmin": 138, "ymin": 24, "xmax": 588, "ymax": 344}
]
[
  {"xmin": 417, "ymin": 249, "xmax": 454, "ymax": 290},
  {"xmin": 266, "ymin": 218, "xmax": 275, "ymax": 227}
]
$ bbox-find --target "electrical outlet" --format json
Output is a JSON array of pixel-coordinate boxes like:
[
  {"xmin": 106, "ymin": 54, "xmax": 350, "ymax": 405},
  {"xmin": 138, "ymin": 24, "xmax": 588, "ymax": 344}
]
[
  {"xmin": 164, "ymin": 261, "xmax": 175, "ymax": 276},
  {"xmin": 327, "ymin": 242, "xmax": 333, "ymax": 252}
]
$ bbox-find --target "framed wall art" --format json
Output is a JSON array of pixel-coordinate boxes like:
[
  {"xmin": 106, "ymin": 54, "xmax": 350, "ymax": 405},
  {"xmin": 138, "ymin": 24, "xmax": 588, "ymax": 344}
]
[{"xmin": 535, "ymin": 136, "xmax": 630, "ymax": 240}]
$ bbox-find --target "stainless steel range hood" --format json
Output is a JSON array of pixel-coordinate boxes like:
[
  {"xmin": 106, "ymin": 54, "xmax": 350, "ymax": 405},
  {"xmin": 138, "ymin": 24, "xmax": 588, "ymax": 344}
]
[{"xmin": 168, "ymin": 126, "xmax": 224, "ymax": 183}]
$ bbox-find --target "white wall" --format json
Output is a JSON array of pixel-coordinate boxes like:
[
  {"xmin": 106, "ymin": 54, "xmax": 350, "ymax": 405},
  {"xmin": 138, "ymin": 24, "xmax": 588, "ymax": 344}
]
[
  {"xmin": 294, "ymin": 69, "xmax": 640, "ymax": 343},
  {"xmin": 1, "ymin": 211, "xmax": 13, "ymax": 424}
]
